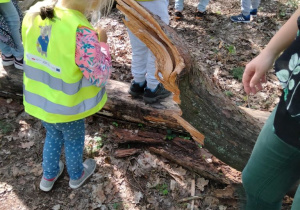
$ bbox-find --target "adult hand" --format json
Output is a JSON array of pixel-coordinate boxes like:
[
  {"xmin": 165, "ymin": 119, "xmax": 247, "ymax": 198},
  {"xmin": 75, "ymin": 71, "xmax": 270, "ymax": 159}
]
[{"xmin": 242, "ymin": 51, "xmax": 275, "ymax": 94}]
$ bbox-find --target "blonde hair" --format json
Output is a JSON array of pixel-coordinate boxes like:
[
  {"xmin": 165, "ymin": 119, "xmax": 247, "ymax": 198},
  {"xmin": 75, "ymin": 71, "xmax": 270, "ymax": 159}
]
[{"xmin": 26, "ymin": 0, "xmax": 113, "ymax": 23}]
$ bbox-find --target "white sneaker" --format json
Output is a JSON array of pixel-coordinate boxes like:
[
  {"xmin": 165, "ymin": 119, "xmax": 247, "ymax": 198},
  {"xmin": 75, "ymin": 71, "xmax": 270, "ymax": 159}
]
[{"xmin": 69, "ymin": 159, "xmax": 96, "ymax": 189}]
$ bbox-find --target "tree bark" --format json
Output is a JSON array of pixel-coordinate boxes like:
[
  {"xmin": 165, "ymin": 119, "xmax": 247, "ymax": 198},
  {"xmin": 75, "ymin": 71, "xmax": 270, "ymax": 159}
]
[
  {"xmin": 112, "ymin": 128, "xmax": 241, "ymax": 184},
  {"xmin": 116, "ymin": 0, "xmax": 263, "ymax": 171}
]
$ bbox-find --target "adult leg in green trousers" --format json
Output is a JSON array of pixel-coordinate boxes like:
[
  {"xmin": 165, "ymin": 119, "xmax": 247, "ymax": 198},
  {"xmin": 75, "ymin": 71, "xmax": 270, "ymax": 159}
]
[{"xmin": 242, "ymin": 107, "xmax": 300, "ymax": 210}]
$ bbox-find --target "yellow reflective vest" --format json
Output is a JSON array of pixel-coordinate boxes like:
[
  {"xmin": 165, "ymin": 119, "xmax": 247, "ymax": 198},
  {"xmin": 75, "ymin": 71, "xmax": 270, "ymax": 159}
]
[
  {"xmin": 22, "ymin": 7, "xmax": 107, "ymax": 123},
  {"xmin": 0, "ymin": 0, "xmax": 10, "ymax": 3}
]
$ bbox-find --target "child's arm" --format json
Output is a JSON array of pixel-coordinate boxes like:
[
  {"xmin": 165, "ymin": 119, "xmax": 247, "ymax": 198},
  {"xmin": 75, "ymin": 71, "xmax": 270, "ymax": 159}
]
[
  {"xmin": 243, "ymin": 8, "xmax": 300, "ymax": 94},
  {"xmin": 75, "ymin": 26, "xmax": 112, "ymax": 88}
]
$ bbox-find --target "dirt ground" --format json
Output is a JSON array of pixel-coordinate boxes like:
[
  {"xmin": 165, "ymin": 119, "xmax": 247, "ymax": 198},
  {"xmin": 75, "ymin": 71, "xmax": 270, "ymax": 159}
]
[{"xmin": 0, "ymin": 0, "xmax": 298, "ymax": 209}]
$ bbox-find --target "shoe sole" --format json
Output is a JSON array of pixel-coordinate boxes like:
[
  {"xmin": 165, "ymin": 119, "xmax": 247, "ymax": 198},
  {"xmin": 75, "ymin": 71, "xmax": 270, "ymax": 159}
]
[
  {"xmin": 143, "ymin": 92, "xmax": 171, "ymax": 104},
  {"xmin": 230, "ymin": 18, "xmax": 250, "ymax": 23},
  {"xmin": 14, "ymin": 63, "xmax": 23, "ymax": 70},
  {"xmin": 128, "ymin": 89, "xmax": 143, "ymax": 98},
  {"xmin": 69, "ymin": 163, "xmax": 96, "ymax": 189},
  {"xmin": 174, "ymin": 16, "xmax": 182, "ymax": 20},
  {"xmin": 2, "ymin": 60, "xmax": 14, "ymax": 66},
  {"xmin": 40, "ymin": 164, "xmax": 64, "ymax": 192}
]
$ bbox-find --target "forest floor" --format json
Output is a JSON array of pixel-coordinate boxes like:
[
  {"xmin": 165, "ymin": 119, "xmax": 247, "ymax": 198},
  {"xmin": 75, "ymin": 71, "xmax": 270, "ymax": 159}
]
[{"xmin": 0, "ymin": 0, "xmax": 298, "ymax": 209}]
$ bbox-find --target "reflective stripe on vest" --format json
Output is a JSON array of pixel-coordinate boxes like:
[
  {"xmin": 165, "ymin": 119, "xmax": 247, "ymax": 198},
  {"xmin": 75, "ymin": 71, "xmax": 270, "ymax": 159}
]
[
  {"xmin": 23, "ymin": 83, "xmax": 106, "ymax": 115},
  {"xmin": 24, "ymin": 63, "xmax": 94, "ymax": 95}
]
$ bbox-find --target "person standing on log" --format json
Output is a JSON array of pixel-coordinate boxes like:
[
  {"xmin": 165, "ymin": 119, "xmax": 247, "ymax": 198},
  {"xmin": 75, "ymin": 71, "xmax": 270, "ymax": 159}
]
[
  {"xmin": 173, "ymin": 0, "xmax": 210, "ymax": 20},
  {"xmin": 242, "ymin": 7, "xmax": 300, "ymax": 209},
  {"xmin": 22, "ymin": 0, "xmax": 113, "ymax": 191},
  {"xmin": 0, "ymin": 0, "xmax": 24, "ymax": 69},
  {"xmin": 127, "ymin": 0, "xmax": 171, "ymax": 104}
]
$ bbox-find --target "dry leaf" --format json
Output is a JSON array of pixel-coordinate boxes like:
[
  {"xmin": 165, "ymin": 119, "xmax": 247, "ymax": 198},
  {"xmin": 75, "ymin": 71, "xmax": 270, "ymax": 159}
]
[
  {"xmin": 69, "ymin": 193, "xmax": 75, "ymax": 200},
  {"xmin": 133, "ymin": 191, "xmax": 143, "ymax": 204},
  {"xmin": 196, "ymin": 177, "xmax": 209, "ymax": 191},
  {"xmin": 20, "ymin": 141, "xmax": 34, "ymax": 149},
  {"xmin": 219, "ymin": 205, "xmax": 227, "ymax": 210},
  {"xmin": 52, "ymin": 204, "xmax": 60, "ymax": 210}
]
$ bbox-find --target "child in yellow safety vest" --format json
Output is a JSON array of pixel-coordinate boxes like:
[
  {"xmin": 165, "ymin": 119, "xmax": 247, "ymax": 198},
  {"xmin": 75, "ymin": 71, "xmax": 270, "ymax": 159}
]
[{"xmin": 22, "ymin": 0, "xmax": 113, "ymax": 191}]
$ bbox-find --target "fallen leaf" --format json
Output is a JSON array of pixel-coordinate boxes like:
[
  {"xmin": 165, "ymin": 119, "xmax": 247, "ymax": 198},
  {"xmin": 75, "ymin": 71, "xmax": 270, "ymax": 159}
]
[
  {"xmin": 20, "ymin": 141, "xmax": 34, "ymax": 149},
  {"xmin": 196, "ymin": 177, "xmax": 209, "ymax": 191},
  {"xmin": 69, "ymin": 193, "xmax": 75, "ymax": 200},
  {"xmin": 133, "ymin": 191, "xmax": 143, "ymax": 204},
  {"xmin": 52, "ymin": 204, "xmax": 60, "ymax": 210},
  {"xmin": 219, "ymin": 205, "xmax": 227, "ymax": 210}
]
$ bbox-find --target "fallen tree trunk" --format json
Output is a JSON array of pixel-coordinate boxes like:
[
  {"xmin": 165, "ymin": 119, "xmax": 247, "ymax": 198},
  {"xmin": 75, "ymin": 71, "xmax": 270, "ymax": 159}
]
[
  {"xmin": 0, "ymin": 64, "xmax": 185, "ymax": 131},
  {"xmin": 0, "ymin": 66, "xmax": 245, "ymax": 184},
  {"xmin": 1, "ymin": 0, "xmax": 268, "ymax": 172},
  {"xmin": 116, "ymin": 0, "xmax": 263, "ymax": 171}
]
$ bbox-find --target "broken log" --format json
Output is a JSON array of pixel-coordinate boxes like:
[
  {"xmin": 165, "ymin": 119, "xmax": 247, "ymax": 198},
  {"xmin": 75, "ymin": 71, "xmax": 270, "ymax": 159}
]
[
  {"xmin": 116, "ymin": 0, "xmax": 264, "ymax": 171},
  {"xmin": 114, "ymin": 148, "xmax": 141, "ymax": 158},
  {"xmin": 112, "ymin": 128, "xmax": 241, "ymax": 184},
  {"xmin": 0, "ymin": 63, "xmax": 185, "ymax": 131}
]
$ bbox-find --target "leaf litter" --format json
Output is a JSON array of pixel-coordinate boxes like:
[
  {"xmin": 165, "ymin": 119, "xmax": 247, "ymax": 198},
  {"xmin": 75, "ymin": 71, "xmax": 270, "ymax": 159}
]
[{"xmin": 0, "ymin": 0, "xmax": 297, "ymax": 209}]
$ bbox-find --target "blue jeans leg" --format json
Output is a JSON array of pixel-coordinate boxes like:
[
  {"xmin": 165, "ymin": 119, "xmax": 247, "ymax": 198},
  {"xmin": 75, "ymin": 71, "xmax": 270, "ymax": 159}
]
[
  {"xmin": 0, "ymin": 1, "xmax": 23, "ymax": 58},
  {"xmin": 175, "ymin": 0, "xmax": 184, "ymax": 11},
  {"xmin": 197, "ymin": 0, "xmax": 210, "ymax": 12},
  {"xmin": 42, "ymin": 119, "xmax": 85, "ymax": 180}
]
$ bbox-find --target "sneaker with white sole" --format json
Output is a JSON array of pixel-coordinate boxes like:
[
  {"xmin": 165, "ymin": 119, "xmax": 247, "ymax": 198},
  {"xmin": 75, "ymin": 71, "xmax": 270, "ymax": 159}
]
[
  {"xmin": 40, "ymin": 160, "xmax": 64, "ymax": 192},
  {"xmin": 230, "ymin": 13, "xmax": 250, "ymax": 23},
  {"xmin": 1, "ymin": 54, "xmax": 14, "ymax": 66},
  {"xmin": 14, "ymin": 57, "xmax": 23, "ymax": 70},
  {"xmin": 69, "ymin": 159, "xmax": 96, "ymax": 189}
]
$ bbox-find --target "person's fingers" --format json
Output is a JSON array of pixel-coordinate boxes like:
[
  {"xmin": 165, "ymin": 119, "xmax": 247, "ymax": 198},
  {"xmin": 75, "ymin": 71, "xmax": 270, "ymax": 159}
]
[
  {"xmin": 249, "ymin": 72, "xmax": 263, "ymax": 89},
  {"xmin": 243, "ymin": 83, "xmax": 251, "ymax": 94},
  {"xmin": 255, "ymin": 83, "xmax": 263, "ymax": 92},
  {"xmin": 249, "ymin": 86, "xmax": 256, "ymax": 94},
  {"xmin": 242, "ymin": 69, "xmax": 255, "ymax": 94},
  {"xmin": 261, "ymin": 75, "xmax": 267, "ymax": 83}
]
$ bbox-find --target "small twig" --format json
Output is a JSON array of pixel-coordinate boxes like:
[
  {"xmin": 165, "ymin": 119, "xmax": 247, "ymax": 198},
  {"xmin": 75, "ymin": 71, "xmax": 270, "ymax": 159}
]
[
  {"xmin": 123, "ymin": 178, "xmax": 142, "ymax": 192},
  {"xmin": 190, "ymin": 173, "xmax": 196, "ymax": 210},
  {"xmin": 247, "ymin": 95, "xmax": 251, "ymax": 108},
  {"xmin": 131, "ymin": 170, "xmax": 145, "ymax": 193},
  {"xmin": 178, "ymin": 195, "xmax": 205, "ymax": 203},
  {"xmin": 110, "ymin": 170, "xmax": 142, "ymax": 192}
]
